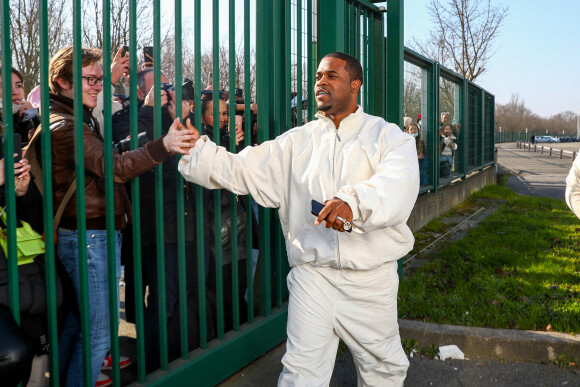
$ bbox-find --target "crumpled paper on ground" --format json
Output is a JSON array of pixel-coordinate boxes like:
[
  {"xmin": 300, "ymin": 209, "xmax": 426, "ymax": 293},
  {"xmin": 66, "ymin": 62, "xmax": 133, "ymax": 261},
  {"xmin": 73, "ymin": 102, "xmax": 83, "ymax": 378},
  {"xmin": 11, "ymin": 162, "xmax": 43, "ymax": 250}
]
[{"xmin": 438, "ymin": 345, "xmax": 464, "ymax": 360}]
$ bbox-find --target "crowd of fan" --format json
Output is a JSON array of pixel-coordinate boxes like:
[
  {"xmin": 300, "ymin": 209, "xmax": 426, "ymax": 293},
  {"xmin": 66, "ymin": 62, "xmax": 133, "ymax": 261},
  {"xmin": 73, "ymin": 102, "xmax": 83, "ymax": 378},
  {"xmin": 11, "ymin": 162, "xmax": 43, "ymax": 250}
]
[{"xmin": 0, "ymin": 46, "xmax": 260, "ymax": 387}]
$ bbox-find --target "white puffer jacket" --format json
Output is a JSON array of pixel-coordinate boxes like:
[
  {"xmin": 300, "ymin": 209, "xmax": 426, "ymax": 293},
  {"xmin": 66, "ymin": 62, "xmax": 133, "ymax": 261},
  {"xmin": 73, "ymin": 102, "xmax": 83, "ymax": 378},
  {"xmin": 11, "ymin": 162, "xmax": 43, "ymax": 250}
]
[{"xmin": 179, "ymin": 106, "xmax": 419, "ymax": 270}]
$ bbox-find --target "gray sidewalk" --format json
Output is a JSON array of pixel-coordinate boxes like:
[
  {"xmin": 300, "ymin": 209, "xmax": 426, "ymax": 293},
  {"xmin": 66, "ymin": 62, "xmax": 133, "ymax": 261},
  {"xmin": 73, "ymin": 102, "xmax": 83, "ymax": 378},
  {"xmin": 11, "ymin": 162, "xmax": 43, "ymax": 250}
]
[
  {"xmin": 219, "ymin": 142, "xmax": 580, "ymax": 386},
  {"xmin": 219, "ymin": 320, "xmax": 580, "ymax": 386}
]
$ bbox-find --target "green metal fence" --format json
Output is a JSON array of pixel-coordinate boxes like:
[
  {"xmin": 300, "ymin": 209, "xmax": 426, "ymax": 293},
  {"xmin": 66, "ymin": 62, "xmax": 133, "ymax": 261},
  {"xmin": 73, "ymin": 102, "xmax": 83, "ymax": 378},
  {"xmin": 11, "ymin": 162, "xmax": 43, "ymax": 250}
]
[
  {"xmin": 403, "ymin": 48, "xmax": 495, "ymax": 194},
  {"xmin": 1, "ymin": 0, "xmax": 494, "ymax": 386}
]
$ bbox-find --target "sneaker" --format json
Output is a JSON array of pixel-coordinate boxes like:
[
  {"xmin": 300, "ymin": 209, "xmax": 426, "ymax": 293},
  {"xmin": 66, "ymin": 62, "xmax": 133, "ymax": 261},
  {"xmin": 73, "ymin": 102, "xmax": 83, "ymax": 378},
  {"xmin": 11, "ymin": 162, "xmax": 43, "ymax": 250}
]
[
  {"xmin": 96, "ymin": 372, "xmax": 112, "ymax": 387},
  {"xmin": 101, "ymin": 354, "xmax": 133, "ymax": 370}
]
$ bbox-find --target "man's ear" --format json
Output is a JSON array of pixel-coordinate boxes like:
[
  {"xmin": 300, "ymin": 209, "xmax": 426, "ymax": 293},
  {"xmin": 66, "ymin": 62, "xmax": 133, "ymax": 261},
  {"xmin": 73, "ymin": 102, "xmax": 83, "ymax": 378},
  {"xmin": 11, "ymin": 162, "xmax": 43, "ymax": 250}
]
[
  {"xmin": 56, "ymin": 77, "xmax": 72, "ymax": 91},
  {"xmin": 351, "ymin": 79, "xmax": 361, "ymax": 94}
]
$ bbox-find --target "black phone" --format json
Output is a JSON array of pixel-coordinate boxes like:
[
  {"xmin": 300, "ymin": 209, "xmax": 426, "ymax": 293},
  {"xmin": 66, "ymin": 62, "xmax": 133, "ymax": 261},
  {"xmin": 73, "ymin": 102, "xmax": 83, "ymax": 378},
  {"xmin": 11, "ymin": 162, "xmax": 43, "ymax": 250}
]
[
  {"xmin": 311, "ymin": 199, "xmax": 324, "ymax": 216},
  {"xmin": 13, "ymin": 133, "xmax": 22, "ymax": 163},
  {"xmin": 121, "ymin": 45, "xmax": 129, "ymax": 57},
  {"xmin": 0, "ymin": 133, "xmax": 22, "ymax": 163},
  {"xmin": 143, "ymin": 46, "xmax": 153, "ymax": 63}
]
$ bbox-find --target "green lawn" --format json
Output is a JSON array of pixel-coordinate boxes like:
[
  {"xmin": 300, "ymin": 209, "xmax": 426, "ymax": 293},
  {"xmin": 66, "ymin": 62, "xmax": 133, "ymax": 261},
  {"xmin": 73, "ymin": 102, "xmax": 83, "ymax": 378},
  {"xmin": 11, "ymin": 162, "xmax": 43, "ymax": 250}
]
[{"xmin": 399, "ymin": 178, "xmax": 580, "ymax": 334}]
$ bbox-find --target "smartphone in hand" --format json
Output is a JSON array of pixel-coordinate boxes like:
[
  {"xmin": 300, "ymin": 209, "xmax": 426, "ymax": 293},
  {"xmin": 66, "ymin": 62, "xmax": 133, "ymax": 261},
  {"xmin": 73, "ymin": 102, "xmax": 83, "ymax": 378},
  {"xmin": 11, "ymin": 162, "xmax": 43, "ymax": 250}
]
[
  {"xmin": 0, "ymin": 133, "xmax": 22, "ymax": 163},
  {"xmin": 311, "ymin": 199, "xmax": 352, "ymax": 232},
  {"xmin": 311, "ymin": 199, "xmax": 324, "ymax": 216},
  {"xmin": 143, "ymin": 46, "xmax": 153, "ymax": 63},
  {"xmin": 13, "ymin": 133, "xmax": 22, "ymax": 163}
]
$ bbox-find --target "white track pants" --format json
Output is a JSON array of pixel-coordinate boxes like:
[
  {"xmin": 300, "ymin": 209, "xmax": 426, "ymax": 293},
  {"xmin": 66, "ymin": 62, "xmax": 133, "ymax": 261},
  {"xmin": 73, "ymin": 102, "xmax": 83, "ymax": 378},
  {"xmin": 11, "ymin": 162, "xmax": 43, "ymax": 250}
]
[{"xmin": 278, "ymin": 261, "xmax": 409, "ymax": 387}]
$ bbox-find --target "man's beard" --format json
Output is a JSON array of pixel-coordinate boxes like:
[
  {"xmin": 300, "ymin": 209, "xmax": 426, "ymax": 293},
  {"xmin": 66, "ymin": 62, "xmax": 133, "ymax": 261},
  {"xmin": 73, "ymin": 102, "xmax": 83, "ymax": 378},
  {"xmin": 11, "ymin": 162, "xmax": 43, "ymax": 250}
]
[{"xmin": 318, "ymin": 104, "xmax": 331, "ymax": 112}]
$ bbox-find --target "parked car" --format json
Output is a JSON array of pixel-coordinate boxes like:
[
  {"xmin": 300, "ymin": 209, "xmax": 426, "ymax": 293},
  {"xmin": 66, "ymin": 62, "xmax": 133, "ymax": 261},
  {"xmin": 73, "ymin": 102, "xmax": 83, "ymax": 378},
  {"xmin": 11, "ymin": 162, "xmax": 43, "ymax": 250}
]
[{"xmin": 534, "ymin": 136, "xmax": 559, "ymax": 143}]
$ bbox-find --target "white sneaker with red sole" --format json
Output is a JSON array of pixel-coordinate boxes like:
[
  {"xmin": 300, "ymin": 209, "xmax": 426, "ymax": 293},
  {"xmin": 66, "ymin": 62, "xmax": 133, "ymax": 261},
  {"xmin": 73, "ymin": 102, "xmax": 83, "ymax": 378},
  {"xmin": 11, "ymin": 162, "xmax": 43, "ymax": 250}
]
[
  {"xmin": 101, "ymin": 354, "xmax": 133, "ymax": 370},
  {"xmin": 96, "ymin": 372, "xmax": 112, "ymax": 387}
]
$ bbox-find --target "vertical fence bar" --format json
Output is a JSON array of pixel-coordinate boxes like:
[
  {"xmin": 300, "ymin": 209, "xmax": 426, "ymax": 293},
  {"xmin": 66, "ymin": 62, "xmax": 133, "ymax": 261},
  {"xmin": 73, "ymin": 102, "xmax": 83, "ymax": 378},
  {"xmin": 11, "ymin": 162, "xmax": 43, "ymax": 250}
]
[
  {"xmin": 152, "ymin": 0, "xmax": 169, "ymax": 371},
  {"xmin": 194, "ymin": 0, "xmax": 208, "ymax": 350},
  {"xmin": 381, "ymin": 11, "xmax": 387, "ymax": 117},
  {"xmin": 212, "ymin": 0, "xmax": 225, "ymax": 340},
  {"xmin": 285, "ymin": 0, "xmax": 292, "ymax": 130},
  {"xmin": 386, "ymin": 0, "xmax": 403, "ymax": 126},
  {"xmin": 432, "ymin": 63, "xmax": 440, "ymax": 191},
  {"xmin": 461, "ymin": 78, "xmax": 469, "ymax": 176},
  {"xmin": 349, "ymin": 2, "xmax": 355, "ymax": 53},
  {"xmin": 101, "ymin": 0, "xmax": 122, "ymax": 384},
  {"xmin": 362, "ymin": 9, "xmax": 368, "ymax": 110},
  {"xmin": 296, "ymin": 0, "xmax": 303, "ymax": 126},
  {"xmin": 256, "ymin": 0, "xmax": 273, "ymax": 317},
  {"xmin": 71, "ymin": 1, "xmax": 93, "ymax": 383},
  {"xmin": 272, "ymin": 0, "xmax": 284, "ymax": 308},
  {"xmin": 174, "ymin": 0, "xmax": 190, "ymax": 360},
  {"xmin": 480, "ymin": 88, "xmax": 485, "ymax": 170},
  {"xmin": 367, "ymin": 11, "xmax": 375, "ymax": 114},
  {"xmin": 307, "ymin": 0, "xmax": 314, "ymax": 121},
  {"xmin": 243, "ymin": 0, "xmax": 255, "ymax": 325},
  {"xmin": 38, "ymin": 0, "xmax": 60, "ymax": 383},
  {"xmin": 128, "ymin": 0, "xmax": 147, "ymax": 380},
  {"xmin": 1, "ymin": 0, "xmax": 19, "ymax": 326},
  {"xmin": 228, "ymin": 0, "xmax": 240, "ymax": 332}
]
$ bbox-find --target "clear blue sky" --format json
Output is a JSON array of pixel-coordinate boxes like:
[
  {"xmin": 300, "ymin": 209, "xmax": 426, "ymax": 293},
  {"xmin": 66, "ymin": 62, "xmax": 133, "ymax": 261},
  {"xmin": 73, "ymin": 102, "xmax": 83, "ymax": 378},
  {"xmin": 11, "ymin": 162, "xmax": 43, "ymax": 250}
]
[{"xmin": 404, "ymin": 0, "xmax": 580, "ymax": 118}]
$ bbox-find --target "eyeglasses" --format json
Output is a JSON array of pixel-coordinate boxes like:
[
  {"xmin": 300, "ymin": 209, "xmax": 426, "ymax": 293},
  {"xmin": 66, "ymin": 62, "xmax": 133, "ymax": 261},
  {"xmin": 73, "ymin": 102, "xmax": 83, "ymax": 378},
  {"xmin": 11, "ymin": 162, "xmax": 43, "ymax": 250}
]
[{"xmin": 82, "ymin": 76, "xmax": 104, "ymax": 86}]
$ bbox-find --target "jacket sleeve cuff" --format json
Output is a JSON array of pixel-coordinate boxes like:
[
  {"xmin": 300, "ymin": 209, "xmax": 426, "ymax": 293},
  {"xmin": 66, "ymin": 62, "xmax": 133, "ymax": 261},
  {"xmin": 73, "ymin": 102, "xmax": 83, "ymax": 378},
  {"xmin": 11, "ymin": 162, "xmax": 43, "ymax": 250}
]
[
  {"xmin": 145, "ymin": 137, "xmax": 171, "ymax": 163},
  {"xmin": 335, "ymin": 190, "xmax": 361, "ymax": 222}
]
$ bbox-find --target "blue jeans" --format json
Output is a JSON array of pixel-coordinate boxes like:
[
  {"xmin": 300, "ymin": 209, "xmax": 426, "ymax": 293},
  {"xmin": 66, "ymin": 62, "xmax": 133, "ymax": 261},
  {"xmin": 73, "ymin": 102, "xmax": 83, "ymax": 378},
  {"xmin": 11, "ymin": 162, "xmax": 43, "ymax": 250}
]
[{"xmin": 57, "ymin": 229, "xmax": 121, "ymax": 387}]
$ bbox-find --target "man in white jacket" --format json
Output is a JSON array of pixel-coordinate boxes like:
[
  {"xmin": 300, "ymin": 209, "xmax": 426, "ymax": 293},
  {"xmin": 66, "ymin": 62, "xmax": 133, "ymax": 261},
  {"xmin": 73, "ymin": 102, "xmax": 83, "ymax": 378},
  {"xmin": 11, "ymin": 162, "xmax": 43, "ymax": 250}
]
[
  {"xmin": 178, "ymin": 52, "xmax": 419, "ymax": 386},
  {"xmin": 566, "ymin": 153, "xmax": 580, "ymax": 217}
]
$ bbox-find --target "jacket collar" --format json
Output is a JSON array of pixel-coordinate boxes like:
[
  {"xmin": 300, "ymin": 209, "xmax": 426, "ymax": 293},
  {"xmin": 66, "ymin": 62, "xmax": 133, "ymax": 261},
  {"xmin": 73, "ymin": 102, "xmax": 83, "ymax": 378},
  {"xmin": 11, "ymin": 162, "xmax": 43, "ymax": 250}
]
[
  {"xmin": 314, "ymin": 105, "xmax": 364, "ymax": 131},
  {"xmin": 49, "ymin": 93, "xmax": 100, "ymax": 136}
]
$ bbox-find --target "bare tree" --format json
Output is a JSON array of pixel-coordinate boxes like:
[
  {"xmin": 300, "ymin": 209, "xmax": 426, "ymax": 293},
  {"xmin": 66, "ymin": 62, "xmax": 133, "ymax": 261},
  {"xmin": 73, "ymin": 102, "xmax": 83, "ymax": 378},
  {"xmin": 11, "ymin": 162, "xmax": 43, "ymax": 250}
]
[
  {"xmin": 8, "ymin": 0, "xmax": 71, "ymax": 92},
  {"xmin": 81, "ymin": 0, "xmax": 153, "ymax": 56},
  {"xmin": 403, "ymin": 65, "xmax": 422, "ymax": 122},
  {"xmin": 412, "ymin": 0, "xmax": 508, "ymax": 82}
]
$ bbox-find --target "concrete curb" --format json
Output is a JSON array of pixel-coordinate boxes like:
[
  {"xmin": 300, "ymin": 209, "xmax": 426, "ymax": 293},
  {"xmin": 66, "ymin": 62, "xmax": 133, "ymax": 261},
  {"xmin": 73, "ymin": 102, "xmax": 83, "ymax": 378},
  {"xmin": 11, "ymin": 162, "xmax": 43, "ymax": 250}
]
[{"xmin": 399, "ymin": 319, "xmax": 580, "ymax": 362}]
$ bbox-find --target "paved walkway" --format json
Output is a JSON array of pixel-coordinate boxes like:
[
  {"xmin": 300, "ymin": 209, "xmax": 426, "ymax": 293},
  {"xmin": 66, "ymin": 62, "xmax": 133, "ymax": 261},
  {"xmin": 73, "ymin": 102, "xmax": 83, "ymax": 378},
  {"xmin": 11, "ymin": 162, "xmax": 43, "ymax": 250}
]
[{"xmin": 496, "ymin": 141, "xmax": 578, "ymax": 200}]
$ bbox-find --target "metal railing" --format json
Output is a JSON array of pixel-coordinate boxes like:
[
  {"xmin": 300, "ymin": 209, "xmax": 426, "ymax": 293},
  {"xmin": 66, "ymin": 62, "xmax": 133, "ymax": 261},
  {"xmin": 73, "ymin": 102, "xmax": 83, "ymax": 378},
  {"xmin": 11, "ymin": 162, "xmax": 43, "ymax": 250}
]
[{"xmin": 403, "ymin": 47, "xmax": 495, "ymax": 194}]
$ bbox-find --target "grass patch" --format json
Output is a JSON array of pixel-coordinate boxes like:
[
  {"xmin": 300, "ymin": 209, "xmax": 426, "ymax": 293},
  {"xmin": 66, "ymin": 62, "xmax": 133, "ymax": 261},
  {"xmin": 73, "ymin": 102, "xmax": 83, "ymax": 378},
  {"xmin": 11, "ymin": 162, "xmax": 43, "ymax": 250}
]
[{"xmin": 399, "ymin": 179, "xmax": 580, "ymax": 334}]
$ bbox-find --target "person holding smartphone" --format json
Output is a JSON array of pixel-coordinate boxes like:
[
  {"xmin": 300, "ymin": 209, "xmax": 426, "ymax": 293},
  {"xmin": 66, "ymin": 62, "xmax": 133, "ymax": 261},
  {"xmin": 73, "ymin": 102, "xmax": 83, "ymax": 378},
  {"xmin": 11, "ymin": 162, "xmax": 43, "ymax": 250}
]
[
  {"xmin": 0, "ymin": 151, "xmax": 49, "ymax": 387},
  {"xmin": 179, "ymin": 52, "xmax": 419, "ymax": 386},
  {"xmin": 0, "ymin": 68, "xmax": 40, "ymax": 144}
]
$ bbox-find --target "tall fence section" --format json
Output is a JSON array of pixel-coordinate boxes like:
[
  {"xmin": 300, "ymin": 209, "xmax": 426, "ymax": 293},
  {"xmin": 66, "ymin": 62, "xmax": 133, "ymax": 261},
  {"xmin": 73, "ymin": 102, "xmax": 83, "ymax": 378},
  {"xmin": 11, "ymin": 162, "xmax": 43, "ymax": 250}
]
[{"xmin": 0, "ymin": 0, "xmax": 494, "ymax": 386}]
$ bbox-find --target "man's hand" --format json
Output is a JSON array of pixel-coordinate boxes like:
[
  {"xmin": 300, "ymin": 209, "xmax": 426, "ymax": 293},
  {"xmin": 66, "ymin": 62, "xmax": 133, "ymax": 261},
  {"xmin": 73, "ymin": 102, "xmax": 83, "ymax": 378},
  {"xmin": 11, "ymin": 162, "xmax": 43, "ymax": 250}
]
[
  {"xmin": 314, "ymin": 198, "xmax": 353, "ymax": 232},
  {"xmin": 234, "ymin": 115, "xmax": 244, "ymax": 146},
  {"xmin": 111, "ymin": 47, "xmax": 130, "ymax": 84},
  {"xmin": 143, "ymin": 86, "xmax": 169, "ymax": 107},
  {"xmin": 162, "ymin": 118, "xmax": 200, "ymax": 155},
  {"xmin": 166, "ymin": 90, "xmax": 190, "ymax": 120}
]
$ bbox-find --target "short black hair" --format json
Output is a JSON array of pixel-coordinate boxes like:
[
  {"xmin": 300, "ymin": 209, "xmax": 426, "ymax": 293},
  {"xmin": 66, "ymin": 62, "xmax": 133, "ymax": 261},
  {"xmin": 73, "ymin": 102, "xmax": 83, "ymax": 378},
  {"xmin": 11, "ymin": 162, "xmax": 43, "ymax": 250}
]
[{"xmin": 322, "ymin": 52, "xmax": 363, "ymax": 86}]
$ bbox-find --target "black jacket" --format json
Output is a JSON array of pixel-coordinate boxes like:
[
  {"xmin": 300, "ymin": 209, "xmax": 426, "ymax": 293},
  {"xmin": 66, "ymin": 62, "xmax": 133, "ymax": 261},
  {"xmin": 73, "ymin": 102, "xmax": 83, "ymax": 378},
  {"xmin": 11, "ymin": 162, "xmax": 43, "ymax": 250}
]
[{"xmin": 112, "ymin": 105, "xmax": 197, "ymax": 246}]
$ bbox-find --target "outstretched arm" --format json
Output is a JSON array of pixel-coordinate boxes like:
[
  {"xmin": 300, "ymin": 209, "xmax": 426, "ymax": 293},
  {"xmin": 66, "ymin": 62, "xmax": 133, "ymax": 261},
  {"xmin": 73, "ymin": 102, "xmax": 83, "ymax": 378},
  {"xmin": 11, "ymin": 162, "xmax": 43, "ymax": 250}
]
[{"xmin": 178, "ymin": 121, "xmax": 283, "ymax": 209}]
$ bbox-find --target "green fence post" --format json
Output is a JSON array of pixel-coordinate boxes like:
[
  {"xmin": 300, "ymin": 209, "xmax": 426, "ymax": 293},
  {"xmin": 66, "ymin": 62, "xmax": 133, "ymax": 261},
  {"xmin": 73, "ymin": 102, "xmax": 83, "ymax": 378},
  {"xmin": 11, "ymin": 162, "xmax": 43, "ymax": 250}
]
[
  {"xmin": 386, "ymin": 0, "xmax": 403, "ymax": 127},
  {"xmin": 1, "ymin": 0, "xmax": 19, "ymax": 329},
  {"xmin": 318, "ymin": 0, "xmax": 347, "ymax": 55},
  {"xmin": 461, "ymin": 78, "xmax": 469, "ymax": 178},
  {"xmin": 256, "ymin": 0, "xmax": 273, "ymax": 317}
]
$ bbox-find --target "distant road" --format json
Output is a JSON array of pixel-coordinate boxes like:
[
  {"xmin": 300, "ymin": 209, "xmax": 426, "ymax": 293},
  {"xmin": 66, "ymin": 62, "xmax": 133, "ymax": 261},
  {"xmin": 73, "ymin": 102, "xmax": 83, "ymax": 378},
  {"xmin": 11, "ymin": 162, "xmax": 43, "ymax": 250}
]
[{"xmin": 496, "ymin": 142, "xmax": 579, "ymax": 200}]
